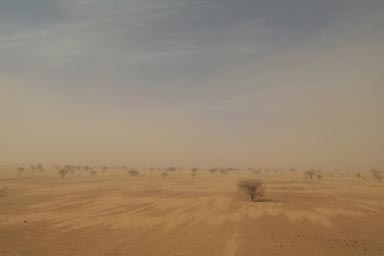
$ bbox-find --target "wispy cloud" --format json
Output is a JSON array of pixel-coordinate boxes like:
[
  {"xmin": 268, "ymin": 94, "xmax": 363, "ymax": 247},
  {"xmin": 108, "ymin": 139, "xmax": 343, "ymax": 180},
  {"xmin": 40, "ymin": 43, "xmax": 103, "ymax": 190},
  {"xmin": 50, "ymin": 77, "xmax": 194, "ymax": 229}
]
[{"xmin": 1, "ymin": 0, "xmax": 383, "ymax": 167}]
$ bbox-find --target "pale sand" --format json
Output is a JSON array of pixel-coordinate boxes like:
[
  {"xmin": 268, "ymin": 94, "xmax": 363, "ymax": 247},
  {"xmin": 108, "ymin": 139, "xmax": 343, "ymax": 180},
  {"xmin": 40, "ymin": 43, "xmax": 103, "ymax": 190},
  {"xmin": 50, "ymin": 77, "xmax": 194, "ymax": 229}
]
[{"xmin": 0, "ymin": 168, "xmax": 383, "ymax": 256}]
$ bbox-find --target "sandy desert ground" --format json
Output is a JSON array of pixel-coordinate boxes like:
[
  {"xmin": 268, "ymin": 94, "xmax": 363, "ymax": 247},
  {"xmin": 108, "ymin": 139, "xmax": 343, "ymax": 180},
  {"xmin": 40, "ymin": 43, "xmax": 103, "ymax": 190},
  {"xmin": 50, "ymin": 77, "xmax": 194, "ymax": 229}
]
[{"xmin": 0, "ymin": 167, "xmax": 383, "ymax": 256}]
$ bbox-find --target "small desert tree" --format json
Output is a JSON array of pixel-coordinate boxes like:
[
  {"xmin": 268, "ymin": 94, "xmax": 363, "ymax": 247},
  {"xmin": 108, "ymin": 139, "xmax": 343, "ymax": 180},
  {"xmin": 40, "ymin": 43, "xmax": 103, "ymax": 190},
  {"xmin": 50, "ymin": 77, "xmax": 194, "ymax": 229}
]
[
  {"xmin": 128, "ymin": 169, "xmax": 139, "ymax": 177},
  {"xmin": 220, "ymin": 169, "xmax": 228, "ymax": 175},
  {"xmin": 161, "ymin": 171, "xmax": 169, "ymax": 178},
  {"xmin": 370, "ymin": 169, "xmax": 383, "ymax": 181},
  {"xmin": 191, "ymin": 168, "xmax": 198, "ymax": 177},
  {"xmin": 167, "ymin": 167, "xmax": 176, "ymax": 172},
  {"xmin": 17, "ymin": 167, "xmax": 25, "ymax": 175},
  {"xmin": 208, "ymin": 168, "xmax": 217, "ymax": 175},
  {"xmin": 59, "ymin": 169, "xmax": 68, "ymax": 179},
  {"xmin": 237, "ymin": 179, "xmax": 265, "ymax": 202},
  {"xmin": 37, "ymin": 163, "xmax": 44, "ymax": 172},
  {"xmin": 305, "ymin": 170, "xmax": 316, "ymax": 179},
  {"xmin": 30, "ymin": 165, "xmax": 38, "ymax": 175}
]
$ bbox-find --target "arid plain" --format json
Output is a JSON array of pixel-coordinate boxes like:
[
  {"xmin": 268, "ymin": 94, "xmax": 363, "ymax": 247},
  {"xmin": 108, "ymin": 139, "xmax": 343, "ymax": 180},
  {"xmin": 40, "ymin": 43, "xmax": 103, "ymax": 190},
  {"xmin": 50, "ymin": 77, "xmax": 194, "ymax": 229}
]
[{"xmin": 0, "ymin": 166, "xmax": 383, "ymax": 256}]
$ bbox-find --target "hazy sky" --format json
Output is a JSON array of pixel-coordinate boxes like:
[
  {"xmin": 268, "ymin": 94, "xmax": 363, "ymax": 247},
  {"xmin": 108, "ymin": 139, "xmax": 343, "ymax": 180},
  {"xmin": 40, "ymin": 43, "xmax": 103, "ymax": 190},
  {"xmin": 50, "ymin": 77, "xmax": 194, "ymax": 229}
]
[{"xmin": 1, "ymin": 0, "xmax": 384, "ymax": 168}]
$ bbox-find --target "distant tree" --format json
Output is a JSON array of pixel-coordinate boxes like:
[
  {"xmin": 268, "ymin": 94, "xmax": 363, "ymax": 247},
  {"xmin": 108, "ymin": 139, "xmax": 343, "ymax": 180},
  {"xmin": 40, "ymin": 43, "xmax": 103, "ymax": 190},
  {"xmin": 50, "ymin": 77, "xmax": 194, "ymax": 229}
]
[
  {"xmin": 220, "ymin": 169, "xmax": 228, "ymax": 175},
  {"xmin": 17, "ymin": 167, "xmax": 25, "ymax": 175},
  {"xmin": 191, "ymin": 168, "xmax": 198, "ymax": 177},
  {"xmin": 305, "ymin": 170, "xmax": 316, "ymax": 179},
  {"xmin": 370, "ymin": 169, "xmax": 383, "ymax": 181},
  {"xmin": 84, "ymin": 166, "xmax": 92, "ymax": 171},
  {"xmin": 101, "ymin": 166, "xmax": 109, "ymax": 173},
  {"xmin": 128, "ymin": 169, "xmax": 139, "ymax": 177},
  {"xmin": 59, "ymin": 169, "xmax": 68, "ymax": 179},
  {"xmin": 161, "ymin": 171, "xmax": 169, "ymax": 178},
  {"xmin": 208, "ymin": 168, "xmax": 217, "ymax": 175},
  {"xmin": 237, "ymin": 179, "xmax": 265, "ymax": 202},
  {"xmin": 30, "ymin": 165, "xmax": 38, "ymax": 175},
  {"xmin": 167, "ymin": 167, "xmax": 176, "ymax": 172},
  {"xmin": 90, "ymin": 170, "xmax": 97, "ymax": 176},
  {"xmin": 38, "ymin": 164, "xmax": 44, "ymax": 172}
]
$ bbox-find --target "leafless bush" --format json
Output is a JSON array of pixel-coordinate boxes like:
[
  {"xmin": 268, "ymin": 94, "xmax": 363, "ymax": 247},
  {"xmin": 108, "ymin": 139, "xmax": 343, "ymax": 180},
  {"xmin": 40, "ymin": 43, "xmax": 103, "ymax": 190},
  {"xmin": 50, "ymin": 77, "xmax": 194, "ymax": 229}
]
[
  {"xmin": 370, "ymin": 169, "xmax": 383, "ymax": 181},
  {"xmin": 17, "ymin": 167, "xmax": 25, "ymax": 175},
  {"xmin": 161, "ymin": 171, "xmax": 169, "ymax": 178},
  {"xmin": 30, "ymin": 165, "xmax": 37, "ymax": 175},
  {"xmin": 237, "ymin": 179, "xmax": 265, "ymax": 202},
  {"xmin": 59, "ymin": 169, "xmax": 68, "ymax": 179},
  {"xmin": 128, "ymin": 169, "xmax": 139, "ymax": 176},
  {"xmin": 304, "ymin": 170, "xmax": 316, "ymax": 179},
  {"xmin": 220, "ymin": 169, "xmax": 228, "ymax": 175},
  {"xmin": 208, "ymin": 168, "xmax": 217, "ymax": 175},
  {"xmin": 84, "ymin": 166, "xmax": 92, "ymax": 171},
  {"xmin": 167, "ymin": 167, "xmax": 176, "ymax": 172},
  {"xmin": 191, "ymin": 168, "xmax": 198, "ymax": 177}
]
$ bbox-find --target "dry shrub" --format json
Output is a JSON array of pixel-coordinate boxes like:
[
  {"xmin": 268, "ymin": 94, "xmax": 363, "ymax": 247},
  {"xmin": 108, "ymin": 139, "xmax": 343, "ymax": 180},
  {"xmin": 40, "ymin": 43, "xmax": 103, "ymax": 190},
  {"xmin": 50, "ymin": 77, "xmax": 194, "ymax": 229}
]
[
  {"xmin": 237, "ymin": 179, "xmax": 265, "ymax": 202},
  {"xmin": 304, "ymin": 170, "xmax": 316, "ymax": 179},
  {"xmin": 208, "ymin": 168, "xmax": 217, "ymax": 175},
  {"xmin": 128, "ymin": 169, "xmax": 139, "ymax": 176},
  {"xmin": 370, "ymin": 169, "xmax": 383, "ymax": 181},
  {"xmin": 59, "ymin": 169, "xmax": 68, "ymax": 179},
  {"xmin": 17, "ymin": 167, "xmax": 25, "ymax": 174}
]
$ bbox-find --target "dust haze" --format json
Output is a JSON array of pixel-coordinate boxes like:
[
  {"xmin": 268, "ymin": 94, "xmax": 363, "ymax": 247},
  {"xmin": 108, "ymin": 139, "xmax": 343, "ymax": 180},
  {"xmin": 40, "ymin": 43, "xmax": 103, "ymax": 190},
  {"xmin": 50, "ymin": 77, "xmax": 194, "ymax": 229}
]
[{"xmin": 1, "ymin": 0, "xmax": 384, "ymax": 255}]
